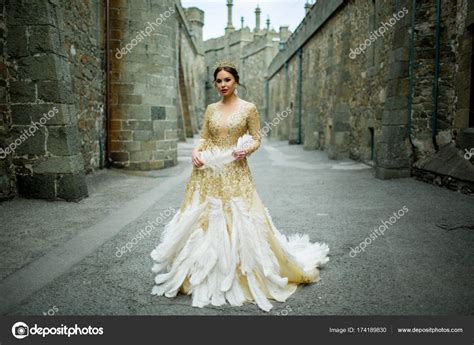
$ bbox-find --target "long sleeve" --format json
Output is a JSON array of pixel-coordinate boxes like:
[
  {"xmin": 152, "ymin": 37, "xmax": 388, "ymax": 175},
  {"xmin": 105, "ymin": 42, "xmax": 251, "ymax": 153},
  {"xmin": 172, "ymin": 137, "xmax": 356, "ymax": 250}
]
[
  {"xmin": 243, "ymin": 104, "xmax": 261, "ymax": 156},
  {"xmin": 195, "ymin": 105, "xmax": 211, "ymax": 151}
]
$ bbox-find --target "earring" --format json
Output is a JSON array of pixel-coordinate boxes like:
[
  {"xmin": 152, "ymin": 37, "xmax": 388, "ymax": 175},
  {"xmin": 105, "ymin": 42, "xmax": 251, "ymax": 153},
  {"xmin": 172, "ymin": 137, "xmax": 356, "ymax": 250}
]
[{"xmin": 235, "ymin": 88, "xmax": 239, "ymax": 95}]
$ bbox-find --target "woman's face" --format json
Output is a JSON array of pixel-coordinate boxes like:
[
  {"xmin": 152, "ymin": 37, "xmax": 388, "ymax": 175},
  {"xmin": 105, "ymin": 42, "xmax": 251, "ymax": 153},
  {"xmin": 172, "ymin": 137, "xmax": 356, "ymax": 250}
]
[{"xmin": 215, "ymin": 70, "xmax": 237, "ymax": 97}]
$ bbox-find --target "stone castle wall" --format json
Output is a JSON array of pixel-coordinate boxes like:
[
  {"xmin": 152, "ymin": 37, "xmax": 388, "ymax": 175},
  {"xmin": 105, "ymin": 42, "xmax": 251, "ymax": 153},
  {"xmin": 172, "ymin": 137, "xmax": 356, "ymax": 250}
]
[
  {"xmin": 0, "ymin": 0, "xmax": 205, "ymax": 200},
  {"xmin": 266, "ymin": 0, "xmax": 473, "ymax": 188}
]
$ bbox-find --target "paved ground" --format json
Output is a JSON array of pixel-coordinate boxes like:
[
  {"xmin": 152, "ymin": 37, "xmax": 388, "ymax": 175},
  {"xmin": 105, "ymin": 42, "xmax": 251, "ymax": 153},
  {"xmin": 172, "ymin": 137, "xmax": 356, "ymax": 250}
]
[{"xmin": 0, "ymin": 138, "xmax": 473, "ymax": 316}]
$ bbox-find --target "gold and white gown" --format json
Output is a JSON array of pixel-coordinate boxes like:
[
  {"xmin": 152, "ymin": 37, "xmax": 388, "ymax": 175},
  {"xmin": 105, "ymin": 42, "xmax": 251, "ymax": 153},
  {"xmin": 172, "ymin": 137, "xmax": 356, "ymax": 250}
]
[{"xmin": 150, "ymin": 100, "xmax": 329, "ymax": 312}]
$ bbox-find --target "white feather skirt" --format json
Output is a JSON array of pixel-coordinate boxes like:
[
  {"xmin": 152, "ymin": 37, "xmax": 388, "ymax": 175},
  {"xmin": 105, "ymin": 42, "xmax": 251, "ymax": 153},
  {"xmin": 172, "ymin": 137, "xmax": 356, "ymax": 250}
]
[{"xmin": 150, "ymin": 187, "xmax": 330, "ymax": 312}]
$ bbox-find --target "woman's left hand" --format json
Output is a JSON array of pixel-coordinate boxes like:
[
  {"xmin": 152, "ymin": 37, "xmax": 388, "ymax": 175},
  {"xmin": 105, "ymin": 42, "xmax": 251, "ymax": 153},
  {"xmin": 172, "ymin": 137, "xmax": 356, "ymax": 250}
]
[{"xmin": 232, "ymin": 149, "xmax": 247, "ymax": 160}]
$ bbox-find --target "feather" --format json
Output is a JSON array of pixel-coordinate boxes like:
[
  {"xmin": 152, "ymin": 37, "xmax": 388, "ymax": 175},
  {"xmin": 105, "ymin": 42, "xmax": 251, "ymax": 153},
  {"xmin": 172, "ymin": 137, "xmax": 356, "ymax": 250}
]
[
  {"xmin": 197, "ymin": 134, "xmax": 256, "ymax": 173},
  {"xmin": 224, "ymin": 279, "xmax": 246, "ymax": 306},
  {"xmin": 150, "ymin": 194, "xmax": 207, "ymax": 265},
  {"xmin": 220, "ymin": 211, "xmax": 239, "ymax": 292},
  {"xmin": 246, "ymin": 272, "xmax": 273, "ymax": 312},
  {"xmin": 150, "ymin": 191, "xmax": 330, "ymax": 312}
]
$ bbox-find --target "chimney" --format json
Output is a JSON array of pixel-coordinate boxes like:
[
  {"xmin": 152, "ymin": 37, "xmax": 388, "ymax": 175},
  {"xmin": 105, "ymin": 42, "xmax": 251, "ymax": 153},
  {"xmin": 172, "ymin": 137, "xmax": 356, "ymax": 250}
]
[
  {"xmin": 305, "ymin": 2, "xmax": 312, "ymax": 15},
  {"xmin": 279, "ymin": 26, "xmax": 290, "ymax": 51},
  {"xmin": 266, "ymin": 16, "xmax": 270, "ymax": 31},
  {"xmin": 254, "ymin": 5, "xmax": 261, "ymax": 33},
  {"xmin": 225, "ymin": 0, "xmax": 235, "ymax": 33},
  {"xmin": 279, "ymin": 26, "xmax": 290, "ymax": 42}
]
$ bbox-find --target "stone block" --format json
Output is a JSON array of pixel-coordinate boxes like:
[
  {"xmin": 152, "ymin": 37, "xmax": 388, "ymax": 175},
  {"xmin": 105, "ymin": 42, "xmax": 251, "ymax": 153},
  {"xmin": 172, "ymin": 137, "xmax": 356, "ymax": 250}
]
[
  {"xmin": 156, "ymin": 139, "xmax": 174, "ymax": 150},
  {"xmin": 32, "ymin": 155, "xmax": 84, "ymax": 174},
  {"xmin": 130, "ymin": 150, "xmax": 153, "ymax": 161},
  {"xmin": 391, "ymin": 47, "xmax": 409, "ymax": 62},
  {"xmin": 9, "ymin": 81, "xmax": 36, "ymax": 103},
  {"xmin": 16, "ymin": 55, "xmax": 64, "ymax": 81},
  {"xmin": 6, "ymin": 26, "xmax": 28, "ymax": 57},
  {"xmin": 10, "ymin": 104, "xmax": 34, "ymax": 125},
  {"xmin": 381, "ymin": 109, "xmax": 408, "ymax": 126},
  {"xmin": 10, "ymin": 125, "xmax": 46, "ymax": 156},
  {"xmin": 151, "ymin": 105, "xmax": 166, "ymax": 120},
  {"xmin": 110, "ymin": 120, "xmax": 122, "ymax": 131},
  {"xmin": 125, "ymin": 105, "xmax": 151, "ymax": 120},
  {"xmin": 118, "ymin": 94, "xmax": 142, "ymax": 105},
  {"xmin": 384, "ymin": 96, "xmax": 407, "ymax": 111},
  {"xmin": 57, "ymin": 172, "xmax": 88, "ymax": 201},
  {"xmin": 386, "ymin": 78, "xmax": 408, "ymax": 98},
  {"xmin": 47, "ymin": 125, "xmax": 80, "ymax": 156},
  {"xmin": 377, "ymin": 139, "xmax": 410, "ymax": 168},
  {"xmin": 11, "ymin": 104, "xmax": 71, "ymax": 126},
  {"xmin": 375, "ymin": 166, "xmax": 411, "ymax": 179},
  {"xmin": 456, "ymin": 127, "xmax": 474, "ymax": 150},
  {"xmin": 37, "ymin": 81, "xmax": 74, "ymax": 104},
  {"xmin": 381, "ymin": 125, "xmax": 407, "ymax": 144},
  {"xmin": 121, "ymin": 141, "xmax": 141, "ymax": 152},
  {"xmin": 164, "ymin": 158, "xmax": 176, "ymax": 168},
  {"xmin": 122, "ymin": 120, "xmax": 153, "ymax": 130},
  {"xmin": 110, "ymin": 130, "xmax": 132, "ymax": 141},
  {"xmin": 16, "ymin": 173, "xmax": 56, "ymax": 199},
  {"xmin": 7, "ymin": 0, "xmax": 52, "ymax": 26},
  {"xmin": 154, "ymin": 150, "xmax": 167, "ymax": 160},
  {"xmin": 164, "ymin": 129, "xmax": 177, "ymax": 140},
  {"xmin": 28, "ymin": 25, "xmax": 62, "ymax": 55},
  {"xmin": 110, "ymin": 151, "xmax": 129, "ymax": 162},
  {"xmin": 133, "ymin": 130, "xmax": 152, "ymax": 141},
  {"xmin": 388, "ymin": 60, "xmax": 409, "ymax": 79}
]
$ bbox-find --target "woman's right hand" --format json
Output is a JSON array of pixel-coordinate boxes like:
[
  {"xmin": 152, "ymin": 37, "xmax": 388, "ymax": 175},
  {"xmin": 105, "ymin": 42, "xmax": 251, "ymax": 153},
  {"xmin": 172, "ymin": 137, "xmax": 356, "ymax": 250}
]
[{"xmin": 192, "ymin": 148, "xmax": 204, "ymax": 168}]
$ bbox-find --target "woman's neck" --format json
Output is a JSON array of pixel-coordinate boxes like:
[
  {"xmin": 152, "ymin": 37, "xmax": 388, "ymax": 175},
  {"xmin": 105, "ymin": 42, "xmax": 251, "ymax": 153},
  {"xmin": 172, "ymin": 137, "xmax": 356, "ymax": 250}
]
[{"xmin": 221, "ymin": 93, "xmax": 239, "ymax": 104}]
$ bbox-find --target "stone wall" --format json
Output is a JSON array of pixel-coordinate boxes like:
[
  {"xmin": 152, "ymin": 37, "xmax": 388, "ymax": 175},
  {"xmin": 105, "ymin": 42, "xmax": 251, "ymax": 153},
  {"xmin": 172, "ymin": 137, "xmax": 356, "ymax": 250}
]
[
  {"xmin": 179, "ymin": 6, "xmax": 205, "ymax": 140},
  {"xmin": 109, "ymin": 0, "xmax": 179, "ymax": 170},
  {"xmin": 240, "ymin": 32, "xmax": 279, "ymax": 116},
  {"xmin": 0, "ymin": 0, "xmax": 105, "ymax": 200},
  {"xmin": 0, "ymin": 0, "xmax": 205, "ymax": 200},
  {"xmin": 266, "ymin": 0, "xmax": 473, "ymax": 187},
  {"xmin": 108, "ymin": 0, "xmax": 204, "ymax": 170},
  {"xmin": 0, "ymin": 0, "xmax": 15, "ymax": 200},
  {"xmin": 2, "ymin": 0, "xmax": 88, "ymax": 201},
  {"xmin": 267, "ymin": 61, "xmax": 297, "ymax": 143},
  {"xmin": 58, "ymin": 0, "xmax": 106, "ymax": 173}
]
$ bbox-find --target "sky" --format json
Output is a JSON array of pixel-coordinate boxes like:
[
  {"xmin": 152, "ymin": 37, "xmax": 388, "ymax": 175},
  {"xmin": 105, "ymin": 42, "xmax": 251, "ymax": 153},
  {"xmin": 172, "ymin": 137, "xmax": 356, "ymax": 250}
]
[{"xmin": 181, "ymin": 0, "xmax": 314, "ymax": 41}]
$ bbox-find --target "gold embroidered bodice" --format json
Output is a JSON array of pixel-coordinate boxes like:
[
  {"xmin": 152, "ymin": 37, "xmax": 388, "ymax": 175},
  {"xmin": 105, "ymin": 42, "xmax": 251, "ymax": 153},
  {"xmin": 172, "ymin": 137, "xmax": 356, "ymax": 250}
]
[
  {"xmin": 196, "ymin": 101, "xmax": 261, "ymax": 154},
  {"xmin": 180, "ymin": 100, "xmax": 262, "ymax": 211}
]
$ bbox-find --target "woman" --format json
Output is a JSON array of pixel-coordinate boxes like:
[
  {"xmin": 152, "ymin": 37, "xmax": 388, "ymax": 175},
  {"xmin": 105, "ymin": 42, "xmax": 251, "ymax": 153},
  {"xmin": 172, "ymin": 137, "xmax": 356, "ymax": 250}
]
[{"xmin": 150, "ymin": 61, "xmax": 329, "ymax": 312}]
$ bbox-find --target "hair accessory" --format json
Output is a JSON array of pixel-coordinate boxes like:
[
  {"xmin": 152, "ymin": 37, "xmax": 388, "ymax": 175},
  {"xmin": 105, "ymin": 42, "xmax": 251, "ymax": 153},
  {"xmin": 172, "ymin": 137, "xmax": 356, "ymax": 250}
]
[{"xmin": 212, "ymin": 60, "xmax": 237, "ymax": 72}]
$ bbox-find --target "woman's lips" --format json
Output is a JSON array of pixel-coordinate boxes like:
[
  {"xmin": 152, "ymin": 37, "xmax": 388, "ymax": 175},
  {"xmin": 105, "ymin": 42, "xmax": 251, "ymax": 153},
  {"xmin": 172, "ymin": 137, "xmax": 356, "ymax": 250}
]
[{"xmin": 221, "ymin": 89, "xmax": 228, "ymax": 93}]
